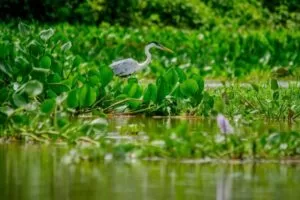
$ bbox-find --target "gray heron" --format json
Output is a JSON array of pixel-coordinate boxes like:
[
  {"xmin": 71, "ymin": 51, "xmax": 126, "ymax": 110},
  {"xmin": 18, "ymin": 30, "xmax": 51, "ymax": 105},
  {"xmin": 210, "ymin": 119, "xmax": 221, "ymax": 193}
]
[{"xmin": 110, "ymin": 42, "xmax": 173, "ymax": 77}]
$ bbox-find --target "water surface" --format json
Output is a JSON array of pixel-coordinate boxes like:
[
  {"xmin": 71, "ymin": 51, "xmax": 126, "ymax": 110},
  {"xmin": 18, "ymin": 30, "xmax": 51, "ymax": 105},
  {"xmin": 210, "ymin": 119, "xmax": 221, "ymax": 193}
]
[{"xmin": 1, "ymin": 117, "xmax": 300, "ymax": 200}]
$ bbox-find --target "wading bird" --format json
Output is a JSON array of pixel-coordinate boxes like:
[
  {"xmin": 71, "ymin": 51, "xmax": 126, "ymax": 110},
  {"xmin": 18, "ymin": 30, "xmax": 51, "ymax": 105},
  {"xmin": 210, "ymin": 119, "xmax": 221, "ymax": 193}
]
[{"xmin": 110, "ymin": 42, "xmax": 173, "ymax": 77}]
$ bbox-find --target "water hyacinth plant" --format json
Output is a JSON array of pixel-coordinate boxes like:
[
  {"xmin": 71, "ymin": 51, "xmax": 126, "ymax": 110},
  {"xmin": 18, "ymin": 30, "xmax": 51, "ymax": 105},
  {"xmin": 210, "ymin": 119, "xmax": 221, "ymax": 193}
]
[{"xmin": 216, "ymin": 114, "xmax": 234, "ymax": 134}]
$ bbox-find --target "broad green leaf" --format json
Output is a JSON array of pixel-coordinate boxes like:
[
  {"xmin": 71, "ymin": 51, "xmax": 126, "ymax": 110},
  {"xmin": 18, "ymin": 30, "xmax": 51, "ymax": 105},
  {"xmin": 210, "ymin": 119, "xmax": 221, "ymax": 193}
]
[
  {"xmin": 175, "ymin": 68, "xmax": 186, "ymax": 82},
  {"xmin": 165, "ymin": 68, "xmax": 178, "ymax": 87},
  {"xmin": 203, "ymin": 92, "xmax": 214, "ymax": 109},
  {"xmin": 39, "ymin": 56, "xmax": 51, "ymax": 68},
  {"xmin": 28, "ymin": 40, "xmax": 43, "ymax": 57},
  {"xmin": 127, "ymin": 99, "xmax": 141, "ymax": 109},
  {"xmin": 128, "ymin": 83, "xmax": 138, "ymax": 98},
  {"xmin": 66, "ymin": 89, "xmax": 78, "ymax": 108},
  {"xmin": 40, "ymin": 29, "xmax": 55, "ymax": 41},
  {"xmin": 156, "ymin": 76, "xmax": 169, "ymax": 102},
  {"xmin": 61, "ymin": 41, "xmax": 72, "ymax": 52},
  {"xmin": 23, "ymin": 80, "xmax": 43, "ymax": 97},
  {"xmin": 180, "ymin": 79, "xmax": 199, "ymax": 97},
  {"xmin": 191, "ymin": 74, "xmax": 204, "ymax": 93},
  {"xmin": 89, "ymin": 75, "xmax": 100, "ymax": 86},
  {"xmin": 99, "ymin": 66, "xmax": 113, "ymax": 87},
  {"xmin": 143, "ymin": 83, "xmax": 157, "ymax": 103},
  {"xmin": 40, "ymin": 99, "xmax": 56, "ymax": 114},
  {"xmin": 79, "ymin": 85, "xmax": 97, "ymax": 107},
  {"xmin": 271, "ymin": 79, "xmax": 279, "ymax": 90},
  {"xmin": 12, "ymin": 93, "xmax": 27, "ymax": 107},
  {"xmin": 127, "ymin": 83, "xmax": 142, "ymax": 98}
]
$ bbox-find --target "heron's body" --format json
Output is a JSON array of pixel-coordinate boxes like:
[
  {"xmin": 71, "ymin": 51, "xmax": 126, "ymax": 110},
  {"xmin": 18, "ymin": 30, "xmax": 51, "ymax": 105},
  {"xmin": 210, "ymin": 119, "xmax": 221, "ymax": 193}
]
[
  {"xmin": 110, "ymin": 58, "xmax": 141, "ymax": 77},
  {"xmin": 110, "ymin": 42, "xmax": 172, "ymax": 77}
]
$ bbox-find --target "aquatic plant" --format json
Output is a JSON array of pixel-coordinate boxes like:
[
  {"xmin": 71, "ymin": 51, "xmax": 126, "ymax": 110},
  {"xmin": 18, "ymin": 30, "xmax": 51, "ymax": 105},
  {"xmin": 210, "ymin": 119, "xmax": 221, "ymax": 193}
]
[{"xmin": 216, "ymin": 114, "xmax": 234, "ymax": 134}]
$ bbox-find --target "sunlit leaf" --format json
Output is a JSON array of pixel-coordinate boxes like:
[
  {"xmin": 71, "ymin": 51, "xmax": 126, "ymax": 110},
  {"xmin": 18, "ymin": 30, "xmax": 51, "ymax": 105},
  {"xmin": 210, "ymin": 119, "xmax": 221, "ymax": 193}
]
[
  {"xmin": 61, "ymin": 41, "xmax": 72, "ymax": 52},
  {"xmin": 23, "ymin": 80, "xmax": 43, "ymax": 97},
  {"xmin": 12, "ymin": 93, "xmax": 27, "ymax": 107},
  {"xmin": 40, "ymin": 28, "xmax": 55, "ymax": 41},
  {"xmin": 79, "ymin": 85, "xmax": 97, "ymax": 107}
]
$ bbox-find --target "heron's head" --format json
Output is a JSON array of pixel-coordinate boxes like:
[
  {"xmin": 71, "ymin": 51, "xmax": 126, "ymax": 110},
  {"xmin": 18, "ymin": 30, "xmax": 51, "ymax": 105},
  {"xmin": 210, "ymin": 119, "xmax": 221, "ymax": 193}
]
[{"xmin": 148, "ymin": 41, "xmax": 173, "ymax": 53}]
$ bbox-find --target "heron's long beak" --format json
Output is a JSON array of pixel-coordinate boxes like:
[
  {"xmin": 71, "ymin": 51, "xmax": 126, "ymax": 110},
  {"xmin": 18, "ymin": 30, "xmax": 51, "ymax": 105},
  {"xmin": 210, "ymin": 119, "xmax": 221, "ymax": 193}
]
[{"xmin": 161, "ymin": 46, "xmax": 174, "ymax": 53}]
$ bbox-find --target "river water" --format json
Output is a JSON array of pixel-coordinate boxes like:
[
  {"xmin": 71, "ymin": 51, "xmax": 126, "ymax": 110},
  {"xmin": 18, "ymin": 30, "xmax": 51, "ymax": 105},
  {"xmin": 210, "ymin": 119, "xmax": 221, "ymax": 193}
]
[{"xmin": 1, "ymin": 116, "xmax": 300, "ymax": 200}]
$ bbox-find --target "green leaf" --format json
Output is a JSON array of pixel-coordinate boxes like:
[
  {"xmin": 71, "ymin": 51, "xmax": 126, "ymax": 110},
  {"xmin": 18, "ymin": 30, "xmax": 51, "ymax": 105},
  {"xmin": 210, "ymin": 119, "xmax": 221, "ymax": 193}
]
[
  {"xmin": 12, "ymin": 93, "xmax": 27, "ymax": 107},
  {"xmin": 61, "ymin": 41, "xmax": 72, "ymax": 52},
  {"xmin": 191, "ymin": 74, "xmax": 204, "ymax": 92},
  {"xmin": 180, "ymin": 79, "xmax": 199, "ymax": 97},
  {"xmin": 50, "ymin": 83, "xmax": 70, "ymax": 95},
  {"xmin": 23, "ymin": 80, "xmax": 43, "ymax": 97},
  {"xmin": 156, "ymin": 76, "xmax": 169, "ymax": 102},
  {"xmin": 79, "ymin": 85, "xmax": 97, "ymax": 107},
  {"xmin": 273, "ymin": 91, "xmax": 279, "ymax": 100},
  {"xmin": 0, "ymin": 43, "xmax": 10, "ymax": 58},
  {"xmin": 73, "ymin": 55, "xmax": 82, "ymax": 67},
  {"xmin": 175, "ymin": 68, "xmax": 186, "ymax": 82},
  {"xmin": 0, "ymin": 88, "xmax": 9, "ymax": 103},
  {"xmin": 165, "ymin": 68, "xmax": 178, "ymax": 87},
  {"xmin": 66, "ymin": 89, "xmax": 78, "ymax": 108},
  {"xmin": 271, "ymin": 79, "xmax": 279, "ymax": 90},
  {"xmin": 89, "ymin": 75, "xmax": 100, "ymax": 86},
  {"xmin": 27, "ymin": 40, "xmax": 43, "ymax": 57},
  {"xmin": 99, "ymin": 66, "xmax": 113, "ymax": 87},
  {"xmin": 39, "ymin": 56, "xmax": 52, "ymax": 68},
  {"xmin": 40, "ymin": 99, "xmax": 56, "ymax": 114},
  {"xmin": 40, "ymin": 29, "xmax": 55, "ymax": 41},
  {"xmin": 0, "ymin": 63, "xmax": 12, "ymax": 78},
  {"xmin": 18, "ymin": 22, "xmax": 31, "ymax": 35},
  {"xmin": 251, "ymin": 83, "xmax": 259, "ymax": 92},
  {"xmin": 143, "ymin": 83, "xmax": 157, "ymax": 103}
]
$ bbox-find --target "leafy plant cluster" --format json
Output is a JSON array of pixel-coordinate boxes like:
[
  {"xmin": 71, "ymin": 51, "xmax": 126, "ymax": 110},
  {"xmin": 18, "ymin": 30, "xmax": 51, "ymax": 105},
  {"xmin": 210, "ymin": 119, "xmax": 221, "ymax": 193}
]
[
  {"xmin": 30, "ymin": 23, "xmax": 300, "ymax": 78},
  {"xmin": 1, "ymin": 0, "xmax": 300, "ymax": 29},
  {"xmin": 1, "ymin": 22, "xmax": 300, "ymax": 131},
  {"xmin": 0, "ymin": 23, "xmax": 217, "ymax": 130}
]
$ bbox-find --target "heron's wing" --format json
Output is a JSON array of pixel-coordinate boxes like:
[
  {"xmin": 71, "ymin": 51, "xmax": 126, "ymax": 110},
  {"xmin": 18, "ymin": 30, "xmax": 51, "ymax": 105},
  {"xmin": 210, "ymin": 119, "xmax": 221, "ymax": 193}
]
[{"xmin": 110, "ymin": 58, "xmax": 139, "ymax": 76}]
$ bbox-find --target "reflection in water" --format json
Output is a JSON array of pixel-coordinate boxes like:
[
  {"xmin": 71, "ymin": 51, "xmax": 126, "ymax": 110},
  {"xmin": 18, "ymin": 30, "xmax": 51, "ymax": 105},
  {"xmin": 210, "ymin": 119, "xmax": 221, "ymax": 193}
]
[
  {"xmin": 216, "ymin": 168, "xmax": 232, "ymax": 200},
  {"xmin": 1, "ymin": 144, "xmax": 300, "ymax": 200}
]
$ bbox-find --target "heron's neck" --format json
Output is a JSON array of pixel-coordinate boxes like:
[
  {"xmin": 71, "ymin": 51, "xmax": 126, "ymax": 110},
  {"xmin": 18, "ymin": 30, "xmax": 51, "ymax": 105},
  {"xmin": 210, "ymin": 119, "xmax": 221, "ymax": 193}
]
[{"xmin": 139, "ymin": 45, "xmax": 152, "ymax": 69}]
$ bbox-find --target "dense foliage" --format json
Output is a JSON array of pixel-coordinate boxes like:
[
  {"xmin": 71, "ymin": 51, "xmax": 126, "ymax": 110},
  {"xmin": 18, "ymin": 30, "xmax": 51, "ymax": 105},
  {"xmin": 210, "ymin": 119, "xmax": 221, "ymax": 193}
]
[
  {"xmin": 1, "ymin": 0, "xmax": 300, "ymax": 29},
  {"xmin": 1, "ymin": 22, "xmax": 300, "ymax": 160}
]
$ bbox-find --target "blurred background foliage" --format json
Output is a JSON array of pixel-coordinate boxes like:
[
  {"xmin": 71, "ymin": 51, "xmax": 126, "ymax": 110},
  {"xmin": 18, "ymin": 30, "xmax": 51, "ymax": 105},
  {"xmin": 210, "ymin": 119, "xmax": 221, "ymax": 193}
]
[{"xmin": 0, "ymin": 0, "xmax": 299, "ymax": 29}]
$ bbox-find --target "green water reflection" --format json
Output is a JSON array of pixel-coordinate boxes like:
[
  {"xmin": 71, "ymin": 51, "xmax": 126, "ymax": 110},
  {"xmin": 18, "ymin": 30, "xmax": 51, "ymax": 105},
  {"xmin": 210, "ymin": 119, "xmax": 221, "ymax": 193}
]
[{"xmin": 1, "ymin": 143, "xmax": 300, "ymax": 200}]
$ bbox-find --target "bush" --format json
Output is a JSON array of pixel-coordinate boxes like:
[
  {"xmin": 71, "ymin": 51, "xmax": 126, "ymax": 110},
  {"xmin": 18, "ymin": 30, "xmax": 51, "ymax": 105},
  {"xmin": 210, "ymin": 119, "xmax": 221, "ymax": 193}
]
[{"xmin": 0, "ymin": 0, "xmax": 299, "ymax": 29}]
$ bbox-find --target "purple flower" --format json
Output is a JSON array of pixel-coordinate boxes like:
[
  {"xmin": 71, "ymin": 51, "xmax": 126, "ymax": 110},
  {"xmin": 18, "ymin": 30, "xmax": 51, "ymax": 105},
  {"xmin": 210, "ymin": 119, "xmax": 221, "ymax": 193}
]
[{"xmin": 216, "ymin": 114, "xmax": 234, "ymax": 134}]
